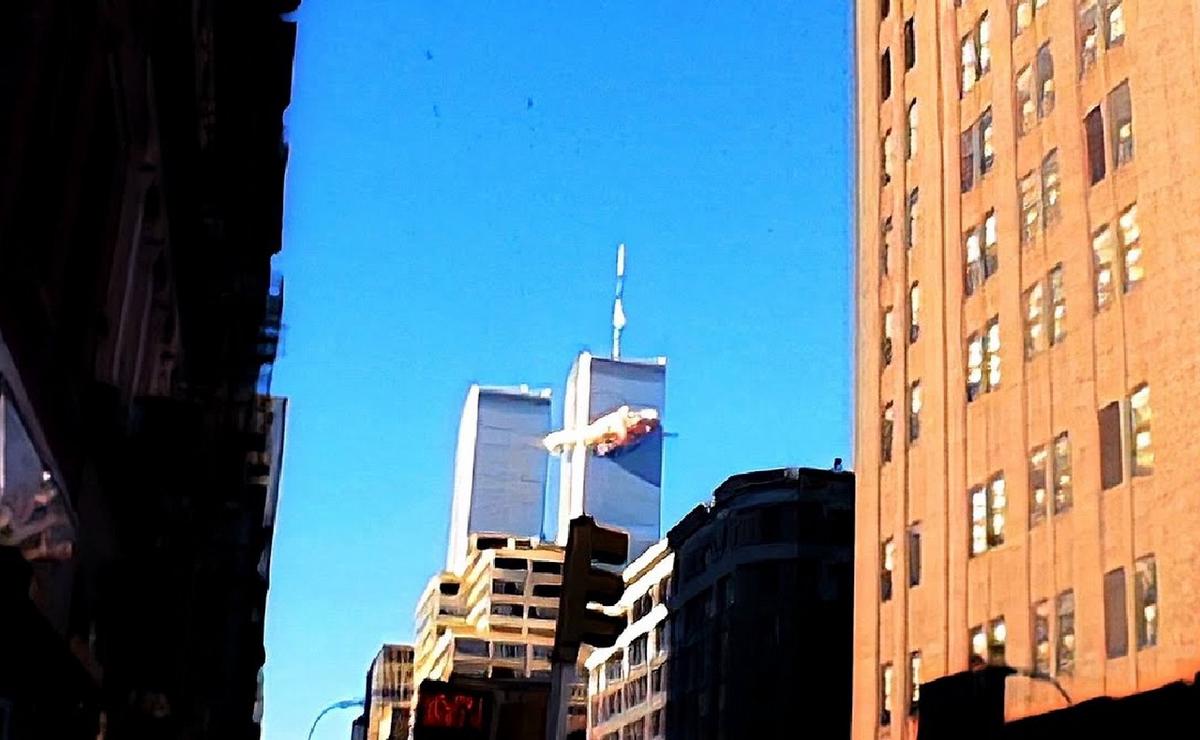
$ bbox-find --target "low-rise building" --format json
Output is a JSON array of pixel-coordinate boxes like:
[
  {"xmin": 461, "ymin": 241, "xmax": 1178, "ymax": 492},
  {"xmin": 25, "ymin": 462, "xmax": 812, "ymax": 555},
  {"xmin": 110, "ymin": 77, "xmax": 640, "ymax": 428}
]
[{"xmin": 412, "ymin": 534, "xmax": 586, "ymax": 729}]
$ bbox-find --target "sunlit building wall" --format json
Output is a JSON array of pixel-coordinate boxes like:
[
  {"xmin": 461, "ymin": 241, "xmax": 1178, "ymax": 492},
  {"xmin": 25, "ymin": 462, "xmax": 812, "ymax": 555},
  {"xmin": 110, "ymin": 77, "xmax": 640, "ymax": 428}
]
[
  {"xmin": 854, "ymin": 1, "xmax": 1200, "ymax": 737},
  {"xmin": 555, "ymin": 353, "xmax": 667, "ymax": 563},
  {"xmin": 447, "ymin": 385, "xmax": 553, "ymax": 574}
]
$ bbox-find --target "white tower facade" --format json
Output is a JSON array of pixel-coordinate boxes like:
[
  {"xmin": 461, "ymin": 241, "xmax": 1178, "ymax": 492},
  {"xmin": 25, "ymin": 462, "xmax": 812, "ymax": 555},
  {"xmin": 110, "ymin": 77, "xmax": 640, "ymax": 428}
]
[
  {"xmin": 446, "ymin": 384, "xmax": 553, "ymax": 573},
  {"xmin": 553, "ymin": 352, "xmax": 666, "ymax": 563}
]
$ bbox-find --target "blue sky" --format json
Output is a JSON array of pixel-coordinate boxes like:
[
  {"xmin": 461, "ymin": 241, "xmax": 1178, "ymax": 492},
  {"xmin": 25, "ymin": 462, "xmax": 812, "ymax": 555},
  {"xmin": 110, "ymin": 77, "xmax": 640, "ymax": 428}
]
[{"xmin": 265, "ymin": 1, "xmax": 853, "ymax": 737}]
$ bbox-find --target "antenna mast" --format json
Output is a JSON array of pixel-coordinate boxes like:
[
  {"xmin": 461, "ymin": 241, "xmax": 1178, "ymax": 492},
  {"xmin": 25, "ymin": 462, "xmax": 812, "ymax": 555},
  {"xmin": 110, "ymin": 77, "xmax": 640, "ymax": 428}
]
[{"xmin": 612, "ymin": 244, "xmax": 626, "ymax": 360}]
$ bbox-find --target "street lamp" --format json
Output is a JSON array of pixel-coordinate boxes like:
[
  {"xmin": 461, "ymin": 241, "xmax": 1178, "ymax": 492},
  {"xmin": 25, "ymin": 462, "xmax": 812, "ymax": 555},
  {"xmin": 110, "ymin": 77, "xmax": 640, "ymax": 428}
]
[{"xmin": 307, "ymin": 698, "xmax": 364, "ymax": 740}]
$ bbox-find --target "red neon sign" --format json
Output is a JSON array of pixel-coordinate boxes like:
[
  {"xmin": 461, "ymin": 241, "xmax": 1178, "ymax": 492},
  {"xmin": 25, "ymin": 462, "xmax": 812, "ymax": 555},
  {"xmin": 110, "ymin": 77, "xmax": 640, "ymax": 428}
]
[{"xmin": 418, "ymin": 691, "xmax": 486, "ymax": 730}]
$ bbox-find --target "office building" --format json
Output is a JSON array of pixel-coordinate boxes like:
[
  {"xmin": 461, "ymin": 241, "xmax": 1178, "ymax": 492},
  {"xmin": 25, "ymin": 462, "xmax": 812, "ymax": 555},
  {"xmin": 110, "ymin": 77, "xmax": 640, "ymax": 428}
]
[
  {"xmin": 585, "ymin": 468, "xmax": 854, "ymax": 740},
  {"xmin": 0, "ymin": 2, "xmax": 296, "ymax": 738},
  {"xmin": 412, "ymin": 535, "xmax": 587, "ymax": 729},
  {"xmin": 665, "ymin": 467, "xmax": 854, "ymax": 739},
  {"xmin": 552, "ymin": 353, "xmax": 667, "ymax": 563},
  {"xmin": 356, "ymin": 645, "xmax": 414, "ymax": 740},
  {"xmin": 447, "ymin": 385, "xmax": 554, "ymax": 574},
  {"xmin": 855, "ymin": 1, "xmax": 1200, "ymax": 736},
  {"xmin": 584, "ymin": 539, "xmax": 673, "ymax": 740}
]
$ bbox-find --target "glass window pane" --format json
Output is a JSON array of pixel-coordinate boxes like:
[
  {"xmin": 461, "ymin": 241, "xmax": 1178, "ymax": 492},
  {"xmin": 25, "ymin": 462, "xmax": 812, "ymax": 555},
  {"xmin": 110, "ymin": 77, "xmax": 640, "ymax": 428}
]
[
  {"xmin": 1120, "ymin": 204, "xmax": 1143, "ymax": 290},
  {"xmin": 1093, "ymin": 226, "xmax": 1116, "ymax": 310}
]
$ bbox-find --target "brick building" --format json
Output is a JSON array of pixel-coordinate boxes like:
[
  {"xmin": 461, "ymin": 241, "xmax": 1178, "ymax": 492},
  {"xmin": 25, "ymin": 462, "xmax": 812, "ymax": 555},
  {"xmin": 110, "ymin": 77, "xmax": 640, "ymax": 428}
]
[{"xmin": 853, "ymin": 1, "xmax": 1200, "ymax": 737}]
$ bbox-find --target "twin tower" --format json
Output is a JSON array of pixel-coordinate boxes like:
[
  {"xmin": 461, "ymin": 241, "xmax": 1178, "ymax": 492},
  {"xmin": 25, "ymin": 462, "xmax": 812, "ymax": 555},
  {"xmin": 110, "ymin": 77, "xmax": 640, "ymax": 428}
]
[{"xmin": 445, "ymin": 351, "xmax": 667, "ymax": 574}]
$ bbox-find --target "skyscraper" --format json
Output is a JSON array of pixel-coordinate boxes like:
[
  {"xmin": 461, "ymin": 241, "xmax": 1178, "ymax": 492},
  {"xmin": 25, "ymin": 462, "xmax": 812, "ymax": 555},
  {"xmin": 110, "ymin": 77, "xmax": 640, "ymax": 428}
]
[
  {"xmin": 447, "ymin": 385, "xmax": 553, "ymax": 574},
  {"xmin": 855, "ymin": 1, "xmax": 1200, "ymax": 737},
  {"xmin": 552, "ymin": 352, "xmax": 667, "ymax": 563}
]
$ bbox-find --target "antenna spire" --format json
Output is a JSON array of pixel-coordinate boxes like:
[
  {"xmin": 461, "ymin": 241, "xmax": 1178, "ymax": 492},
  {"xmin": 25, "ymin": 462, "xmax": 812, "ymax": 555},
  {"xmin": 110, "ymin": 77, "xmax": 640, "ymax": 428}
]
[{"xmin": 612, "ymin": 244, "xmax": 626, "ymax": 360}]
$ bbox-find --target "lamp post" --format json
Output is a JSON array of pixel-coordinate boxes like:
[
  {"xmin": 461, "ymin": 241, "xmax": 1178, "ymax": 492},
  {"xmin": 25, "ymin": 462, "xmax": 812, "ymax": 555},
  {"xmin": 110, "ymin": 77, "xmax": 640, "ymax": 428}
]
[{"xmin": 307, "ymin": 698, "xmax": 364, "ymax": 740}]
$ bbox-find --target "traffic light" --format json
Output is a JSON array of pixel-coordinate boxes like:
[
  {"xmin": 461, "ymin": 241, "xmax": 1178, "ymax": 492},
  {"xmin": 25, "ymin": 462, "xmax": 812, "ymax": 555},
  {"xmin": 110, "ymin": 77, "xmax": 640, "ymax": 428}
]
[{"xmin": 553, "ymin": 515, "xmax": 629, "ymax": 662}]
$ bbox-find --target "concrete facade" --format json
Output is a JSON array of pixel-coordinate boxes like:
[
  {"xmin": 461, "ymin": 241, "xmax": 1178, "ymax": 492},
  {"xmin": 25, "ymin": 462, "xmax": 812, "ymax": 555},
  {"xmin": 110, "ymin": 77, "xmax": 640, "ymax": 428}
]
[
  {"xmin": 854, "ymin": 1, "xmax": 1200, "ymax": 738},
  {"xmin": 584, "ymin": 539, "xmax": 674, "ymax": 740},
  {"xmin": 364, "ymin": 645, "xmax": 414, "ymax": 740},
  {"xmin": 412, "ymin": 535, "xmax": 587, "ymax": 729}
]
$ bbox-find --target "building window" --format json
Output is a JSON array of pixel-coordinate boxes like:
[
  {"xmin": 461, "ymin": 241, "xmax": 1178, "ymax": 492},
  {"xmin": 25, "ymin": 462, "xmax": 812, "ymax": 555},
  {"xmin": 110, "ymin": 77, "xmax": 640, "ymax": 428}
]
[
  {"xmin": 970, "ymin": 486, "xmax": 987, "ymax": 556},
  {"xmin": 906, "ymin": 189, "xmax": 919, "ymax": 249},
  {"xmin": 1024, "ymin": 282, "xmax": 1044, "ymax": 358},
  {"xmin": 881, "ymin": 0, "xmax": 890, "ymax": 20},
  {"xmin": 1017, "ymin": 65, "xmax": 1035, "ymax": 135},
  {"xmin": 883, "ymin": 308, "xmax": 895, "ymax": 366},
  {"xmin": 650, "ymin": 709, "xmax": 663, "ymax": 738},
  {"xmin": 1119, "ymin": 204, "xmax": 1143, "ymax": 291},
  {"xmin": 881, "ymin": 217, "xmax": 892, "ymax": 276},
  {"xmin": 905, "ymin": 17, "xmax": 916, "ymax": 70},
  {"xmin": 491, "ymin": 603, "xmax": 524, "ymax": 617},
  {"xmin": 1014, "ymin": 0, "xmax": 1034, "ymax": 36},
  {"xmin": 654, "ymin": 622, "xmax": 666, "ymax": 655},
  {"xmin": 882, "ymin": 50, "xmax": 892, "ymax": 100},
  {"xmin": 989, "ymin": 617, "xmax": 1007, "ymax": 665},
  {"xmin": 961, "ymin": 32, "xmax": 979, "ymax": 95},
  {"xmin": 908, "ymin": 381, "xmax": 922, "ymax": 444},
  {"xmin": 908, "ymin": 523, "xmax": 921, "ymax": 587},
  {"xmin": 1085, "ymin": 106, "xmax": 1107, "ymax": 184},
  {"xmin": 961, "ymin": 109, "xmax": 994, "ymax": 192},
  {"xmin": 1110, "ymin": 81, "xmax": 1134, "ymax": 168},
  {"xmin": 979, "ymin": 12, "xmax": 992, "ymax": 74},
  {"xmin": 967, "ymin": 332, "xmax": 984, "ymax": 401},
  {"xmin": 983, "ymin": 209, "xmax": 998, "ymax": 276},
  {"xmin": 961, "ymin": 127, "xmax": 977, "ymax": 193},
  {"xmin": 988, "ymin": 474, "xmax": 1006, "ymax": 548},
  {"xmin": 493, "ymin": 579, "xmax": 524, "ymax": 595},
  {"xmin": 881, "ymin": 663, "xmax": 894, "ymax": 726},
  {"xmin": 1106, "ymin": 0, "xmax": 1126, "ymax": 47},
  {"xmin": 882, "ymin": 403, "xmax": 894, "ymax": 463},
  {"xmin": 909, "ymin": 651, "xmax": 921, "ymax": 714},
  {"xmin": 1099, "ymin": 400, "xmax": 1124, "ymax": 489},
  {"xmin": 629, "ymin": 635, "xmax": 648, "ymax": 667},
  {"xmin": 496, "ymin": 643, "xmax": 525, "ymax": 659},
  {"xmin": 1041, "ymin": 150, "xmax": 1061, "ymax": 226},
  {"xmin": 1130, "ymin": 384, "xmax": 1153, "ymax": 476},
  {"xmin": 1104, "ymin": 567, "xmax": 1129, "ymax": 659},
  {"xmin": 883, "ymin": 129, "xmax": 894, "ymax": 185},
  {"xmin": 985, "ymin": 317, "xmax": 1001, "ymax": 389},
  {"xmin": 1093, "ymin": 226, "xmax": 1116, "ymax": 311},
  {"xmin": 971, "ymin": 475, "xmax": 1005, "ymax": 555},
  {"xmin": 881, "ymin": 538, "xmax": 895, "ymax": 602},
  {"xmin": 909, "ymin": 282, "xmax": 920, "ymax": 343},
  {"xmin": 965, "ymin": 227, "xmax": 983, "ymax": 295},
  {"xmin": 1050, "ymin": 264, "xmax": 1066, "ymax": 344},
  {"xmin": 969, "ymin": 625, "xmax": 987, "ymax": 666},
  {"xmin": 1037, "ymin": 43, "xmax": 1055, "ymax": 118},
  {"xmin": 1052, "ymin": 432, "xmax": 1073, "ymax": 513},
  {"xmin": 1033, "ymin": 600, "xmax": 1051, "ymax": 675},
  {"xmin": 907, "ymin": 100, "xmax": 919, "ymax": 160},
  {"xmin": 1135, "ymin": 555, "xmax": 1158, "ymax": 649},
  {"xmin": 1057, "ymin": 590, "xmax": 1076, "ymax": 674},
  {"xmin": 960, "ymin": 13, "xmax": 990, "ymax": 96},
  {"xmin": 1080, "ymin": 3, "xmax": 1100, "ymax": 72},
  {"xmin": 1029, "ymin": 446, "xmax": 1048, "ymax": 526},
  {"xmin": 1020, "ymin": 171, "xmax": 1040, "ymax": 245},
  {"xmin": 651, "ymin": 666, "xmax": 663, "ymax": 693}
]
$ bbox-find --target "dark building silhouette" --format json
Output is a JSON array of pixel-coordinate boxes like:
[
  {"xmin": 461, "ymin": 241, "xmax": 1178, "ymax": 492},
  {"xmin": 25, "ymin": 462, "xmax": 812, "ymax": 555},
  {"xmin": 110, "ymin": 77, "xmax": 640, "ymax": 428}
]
[
  {"xmin": 665, "ymin": 467, "xmax": 855, "ymax": 740},
  {"xmin": 0, "ymin": 1, "xmax": 298, "ymax": 739}
]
